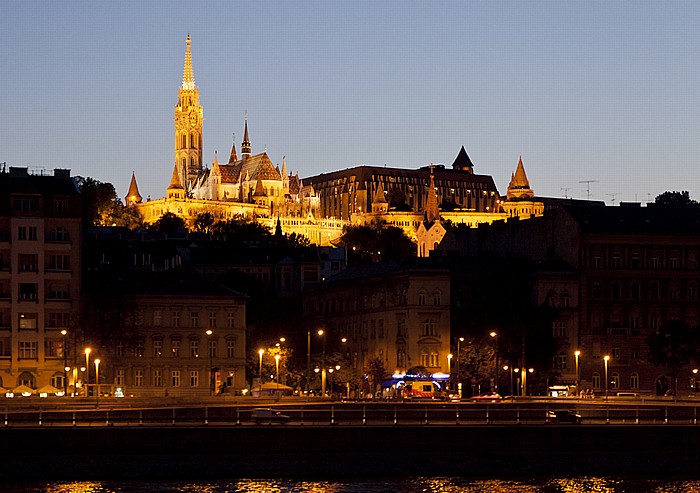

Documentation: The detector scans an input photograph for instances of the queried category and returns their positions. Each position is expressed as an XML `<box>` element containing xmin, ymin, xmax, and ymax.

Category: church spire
<box><xmin>228</xmin><ymin>133</ymin><xmax>238</xmax><ymax>163</ymax></box>
<box><xmin>182</xmin><ymin>33</ymin><xmax>196</xmax><ymax>90</ymax></box>
<box><xmin>424</xmin><ymin>165</ymin><xmax>440</xmax><ymax>222</ymax></box>
<box><xmin>241</xmin><ymin>116</ymin><xmax>251</xmax><ymax>158</ymax></box>
<box><xmin>506</xmin><ymin>155</ymin><xmax>534</xmax><ymax>200</ymax></box>
<box><xmin>125</xmin><ymin>172</ymin><xmax>143</xmax><ymax>206</ymax></box>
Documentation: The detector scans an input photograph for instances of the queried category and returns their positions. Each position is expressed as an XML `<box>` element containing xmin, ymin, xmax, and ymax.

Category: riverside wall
<box><xmin>1</xmin><ymin>425</ymin><xmax>700</xmax><ymax>480</ymax></box>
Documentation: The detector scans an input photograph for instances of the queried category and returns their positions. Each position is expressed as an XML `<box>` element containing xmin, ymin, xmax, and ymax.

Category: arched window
<box><xmin>433</xmin><ymin>290</ymin><xmax>441</xmax><ymax>306</ymax></box>
<box><xmin>50</xmin><ymin>372</ymin><xmax>64</xmax><ymax>390</ymax></box>
<box><xmin>420</xmin><ymin>351</ymin><xmax>429</xmax><ymax>367</ymax></box>
<box><xmin>592</xmin><ymin>372</ymin><xmax>601</xmax><ymax>389</ymax></box>
<box><xmin>611</xmin><ymin>282</ymin><xmax>621</xmax><ymax>299</ymax></box>
<box><xmin>18</xmin><ymin>371</ymin><xmax>35</xmax><ymax>388</ymax></box>
<box><xmin>418</xmin><ymin>291</ymin><xmax>426</xmax><ymax>305</ymax></box>
<box><xmin>650</xmin><ymin>282</ymin><xmax>660</xmax><ymax>300</ymax></box>
<box><xmin>181</xmin><ymin>134</ymin><xmax>186</xmax><ymax>148</ymax></box>
<box><xmin>631</xmin><ymin>281</ymin><xmax>641</xmax><ymax>300</ymax></box>
<box><xmin>191</xmin><ymin>133</ymin><xmax>196</xmax><ymax>149</ymax></box>
<box><xmin>630</xmin><ymin>372</ymin><xmax>639</xmax><ymax>389</ymax></box>
<box><xmin>611</xmin><ymin>372</ymin><xmax>620</xmax><ymax>389</ymax></box>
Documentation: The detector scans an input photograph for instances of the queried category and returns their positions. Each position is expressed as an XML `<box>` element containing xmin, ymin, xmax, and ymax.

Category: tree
<box><xmin>193</xmin><ymin>212</ymin><xmax>215</xmax><ymax>234</ymax></box>
<box><xmin>457</xmin><ymin>337</ymin><xmax>496</xmax><ymax>396</ymax></box>
<box><xmin>654</xmin><ymin>191</ymin><xmax>699</xmax><ymax>208</ymax></box>
<box><xmin>75</xmin><ymin>176</ymin><xmax>142</xmax><ymax>228</ymax></box>
<box><xmin>150</xmin><ymin>212</ymin><xmax>186</xmax><ymax>234</ymax></box>
<box><xmin>211</xmin><ymin>216</ymin><xmax>272</xmax><ymax>244</ymax></box>
<box><xmin>340</xmin><ymin>224</ymin><xmax>415</xmax><ymax>264</ymax></box>
<box><xmin>647</xmin><ymin>320</ymin><xmax>700</xmax><ymax>396</ymax></box>
<box><xmin>364</xmin><ymin>357</ymin><xmax>388</xmax><ymax>398</ymax></box>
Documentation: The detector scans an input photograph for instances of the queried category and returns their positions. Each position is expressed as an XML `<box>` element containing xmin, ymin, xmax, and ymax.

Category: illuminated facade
<box><xmin>128</xmin><ymin>36</ymin><xmax>543</xmax><ymax>246</ymax></box>
<box><xmin>0</xmin><ymin>167</ymin><xmax>82</xmax><ymax>393</ymax></box>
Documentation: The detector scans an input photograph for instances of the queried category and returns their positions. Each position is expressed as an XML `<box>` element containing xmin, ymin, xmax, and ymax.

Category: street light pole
<box><xmin>574</xmin><ymin>350</ymin><xmax>581</xmax><ymax>395</ymax></box>
<box><xmin>604</xmin><ymin>355</ymin><xmax>610</xmax><ymax>401</ymax></box>
<box><xmin>318</xmin><ymin>329</ymin><xmax>326</xmax><ymax>397</ymax></box>
<box><xmin>490</xmin><ymin>331</ymin><xmax>498</xmax><ymax>392</ymax></box>
<box><xmin>306</xmin><ymin>331</ymin><xmax>311</xmax><ymax>397</ymax></box>
<box><xmin>275</xmin><ymin>354</ymin><xmax>280</xmax><ymax>400</ymax></box>
<box><xmin>94</xmin><ymin>359</ymin><xmax>100</xmax><ymax>408</ymax></box>
<box><xmin>258</xmin><ymin>348</ymin><xmax>264</xmax><ymax>396</ymax></box>
<box><xmin>84</xmin><ymin>348</ymin><xmax>91</xmax><ymax>397</ymax></box>
<box><xmin>447</xmin><ymin>353</ymin><xmax>453</xmax><ymax>391</ymax></box>
<box><xmin>205</xmin><ymin>330</ymin><xmax>213</xmax><ymax>395</ymax></box>
<box><xmin>61</xmin><ymin>330</ymin><xmax>68</xmax><ymax>396</ymax></box>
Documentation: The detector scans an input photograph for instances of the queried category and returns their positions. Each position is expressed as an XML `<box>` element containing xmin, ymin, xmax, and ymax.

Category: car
<box><xmin>252</xmin><ymin>407</ymin><xmax>290</xmax><ymax>424</ymax></box>
<box><xmin>546</xmin><ymin>410</ymin><xmax>582</xmax><ymax>424</ymax></box>
<box><xmin>470</xmin><ymin>392</ymin><xmax>502</xmax><ymax>402</ymax></box>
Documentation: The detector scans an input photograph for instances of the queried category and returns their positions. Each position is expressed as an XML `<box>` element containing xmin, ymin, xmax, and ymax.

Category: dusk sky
<box><xmin>2</xmin><ymin>2</ymin><xmax>699</xmax><ymax>205</ymax></box>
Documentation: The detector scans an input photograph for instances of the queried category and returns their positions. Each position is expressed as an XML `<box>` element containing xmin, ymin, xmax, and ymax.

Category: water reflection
<box><xmin>14</xmin><ymin>478</ymin><xmax>700</xmax><ymax>493</ymax></box>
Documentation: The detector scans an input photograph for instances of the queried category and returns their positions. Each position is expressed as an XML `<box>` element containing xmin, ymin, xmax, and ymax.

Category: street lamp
<box><xmin>574</xmin><ymin>350</ymin><xmax>581</xmax><ymax>395</ymax></box>
<box><xmin>258</xmin><ymin>349</ymin><xmax>264</xmax><ymax>396</ymax></box>
<box><xmin>489</xmin><ymin>331</ymin><xmax>498</xmax><ymax>392</ymax></box>
<box><xmin>205</xmin><ymin>330</ymin><xmax>213</xmax><ymax>395</ymax></box>
<box><xmin>447</xmin><ymin>353</ymin><xmax>453</xmax><ymax>390</ymax></box>
<box><xmin>456</xmin><ymin>337</ymin><xmax>464</xmax><ymax>397</ymax></box>
<box><xmin>604</xmin><ymin>355</ymin><xmax>610</xmax><ymax>400</ymax></box>
<box><xmin>84</xmin><ymin>348</ymin><xmax>91</xmax><ymax>397</ymax></box>
<box><xmin>94</xmin><ymin>359</ymin><xmax>100</xmax><ymax>407</ymax></box>
<box><xmin>275</xmin><ymin>354</ymin><xmax>281</xmax><ymax>400</ymax></box>
<box><xmin>60</xmin><ymin>330</ymin><xmax>68</xmax><ymax>396</ymax></box>
<box><xmin>503</xmin><ymin>365</ymin><xmax>511</xmax><ymax>397</ymax></box>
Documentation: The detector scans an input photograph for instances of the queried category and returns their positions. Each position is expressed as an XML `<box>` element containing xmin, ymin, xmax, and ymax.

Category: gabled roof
<box><xmin>241</xmin><ymin>153</ymin><xmax>281</xmax><ymax>181</ymax></box>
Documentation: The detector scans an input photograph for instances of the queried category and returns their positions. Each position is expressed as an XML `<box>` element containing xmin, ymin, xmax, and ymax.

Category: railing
<box><xmin>3</xmin><ymin>402</ymin><xmax>700</xmax><ymax>428</ymax></box>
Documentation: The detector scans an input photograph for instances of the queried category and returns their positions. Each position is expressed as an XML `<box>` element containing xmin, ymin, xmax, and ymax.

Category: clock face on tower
<box><xmin>189</xmin><ymin>113</ymin><xmax>198</xmax><ymax>126</ymax></box>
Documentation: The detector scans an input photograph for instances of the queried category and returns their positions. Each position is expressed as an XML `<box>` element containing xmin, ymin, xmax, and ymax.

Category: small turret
<box><xmin>125</xmin><ymin>172</ymin><xmax>143</xmax><ymax>206</ymax></box>
<box><xmin>241</xmin><ymin>118</ymin><xmax>251</xmax><ymax>159</ymax></box>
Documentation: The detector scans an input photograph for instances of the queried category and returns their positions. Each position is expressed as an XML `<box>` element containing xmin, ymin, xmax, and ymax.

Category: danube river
<box><xmin>6</xmin><ymin>478</ymin><xmax>700</xmax><ymax>492</ymax></box>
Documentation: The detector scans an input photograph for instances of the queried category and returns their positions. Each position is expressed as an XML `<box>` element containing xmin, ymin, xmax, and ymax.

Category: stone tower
<box><xmin>174</xmin><ymin>34</ymin><xmax>203</xmax><ymax>191</ymax></box>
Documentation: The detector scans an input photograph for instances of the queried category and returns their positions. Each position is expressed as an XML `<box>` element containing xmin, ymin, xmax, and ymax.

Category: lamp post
<box><xmin>318</xmin><ymin>329</ymin><xmax>326</xmax><ymax>397</ymax></box>
<box><xmin>60</xmin><ymin>330</ymin><xmax>68</xmax><ymax>396</ymax></box>
<box><xmin>604</xmin><ymin>355</ymin><xmax>610</xmax><ymax>400</ymax></box>
<box><xmin>574</xmin><ymin>350</ymin><xmax>581</xmax><ymax>395</ymax></box>
<box><xmin>514</xmin><ymin>368</ymin><xmax>520</xmax><ymax>397</ymax></box>
<box><xmin>258</xmin><ymin>349</ymin><xmax>264</xmax><ymax>396</ymax></box>
<box><xmin>94</xmin><ymin>359</ymin><xmax>100</xmax><ymax>407</ymax></box>
<box><xmin>456</xmin><ymin>337</ymin><xmax>464</xmax><ymax>395</ymax></box>
<box><xmin>84</xmin><ymin>348</ymin><xmax>91</xmax><ymax>397</ymax></box>
<box><xmin>447</xmin><ymin>353</ymin><xmax>453</xmax><ymax>391</ymax></box>
<box><xmin>306</xmin><ymin>331</ymin><xmax>311</xmax><ymax>397</ymax></box>
<box><xmin>205</xmin><ymin>330</ymin><xmax>213</xmax><ymax>395</ymax></box>
<box><xmin>503</xmin><ymin>365</ymin><xmax>511</xmax><ymax>397</ymax></box>
<box><xmin>489</xmin><ymin>331</ymin><xmax>498</xmax><ymax>392</ymax></box>
<box><xmin>275</xmin><ymin>354</ymin><xmax>280</xmax><ymax>400</ymax></box>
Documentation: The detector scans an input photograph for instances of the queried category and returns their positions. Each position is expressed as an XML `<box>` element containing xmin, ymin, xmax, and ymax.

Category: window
<box><xmin>48</xmin><ymin>254</ymin><xmax>70</xmax><ymax>271</ymax></box>
<box><xmin>429</xmin><ymin>351</ymin><xmax>439</xmax><ymax>367</ymax></box>
<box><xmin>171</xmin><ymin>370</ymin><xmax>181</xmax><ymax>387</ymax></box>
<box><xmin>51</xmin><ymin>373</ymin><xmax>64</xmax><ymax>389</ymax></box>
<box><xmin>53</xmin><ymin>199</ymin><xmax>67</xmax><ymax>213</ymax></box>
<box><xmin>14</xmin><ymin>198</ymin><xmax>37</xmax><ymax>211</ymax></box>
<box><xmin>18</xmin><ymin>341</ymin><xmax>38</xmax><ymax>360</ymax></box>
<box><xmin>172</xmin><ymin>339</ymin><xmax>181</xmax><ymax>357</ymax></box>
<box><xmin>592</xmin><ymin>256</ymin><xmax>602</xmax><ymax>269</ymax></box>
<box><xmin>421</xmin><ymin>318</ymin><xmax>437</xmax><ymax>337</ymax></box>
<box><xmin>190</xmin><ymin>370</ymin><xmax>199</xmax><ymax>387</ymax></box>
<box><xmin>612</xmin><ymin>347</ymin><xmax>621</xmax><ymax>358</ymax></box>
<box><xmin>420</xmin><ymin>351</ymin><xmax>429</xmax><ymax>367</ymax></box>
<box><xmin>153</xmin><ymin>370</ymin><xmax>162</xmax><ymax>387</ymax></box>
<box><xmin>631</xmin><ymin>282</ymin><xmax>641</xmax><ymax>300</ymax></box>
<box><xmin>552</xmin><ymin>321</ymin><xmax>567</xmax><ymax>338</ymax></box>
<box><xmin>227</xmin><ymin>340</ymin><xmax>235</xmax><ymax>358</ymax></box>
<box><xmin>18</xmin><ymin>227</ymin><xmax>26</xmax><ymax>240</ymax></box>
<box><xmin>592</xmin><ymin>372</ymin><xmax>601</xmax><ymax>389</ymax></box>
<box><xmin>553</xmin><ymin>354</ymin><xmax>567</xmax><ymax>369</ymax></box>
<box><xmin>227</xmin><ymin>312</ymin><xmax>236</xmax><ymax>329</ymax></box>
<box><xmin>630</xmin><ymin>256</ymin><xmax>640</xmax><ymax>268</ymax></box>
<box><xmin>650</xmin><ymin>257</ymin><xmax>659</xmax><ymax>269</ymax></box>
<box><xmin>18</xmin><ymin>313</ymin><xmax>37</xmax><ymax>330</ymax></box>
<box><xmin>611</xmin><ymin>256</ymin><xmax>621</xmax><ymax>268</ymax></box>
<box><xmin>48</xmin><ymin>284</ymin><xmax>69</xmax><ymax>299</ymax></box>
<box><xmin>689</xmin><ymin>284</ymin><xmax>698</xmax><ymax>301</ymax></box>
<box><xmin>208</xmin><ymin>339</ymin><xmax>217</xmax><ymax>358</ymax></box>
<box><xmin>208</xmin><ymin>311</ymin><xmax>216</xmax><ymax>328</ymax></box>
<box><xmin>172</xmin><ymin>311</ymin><xmax>180</xmax><ymax>328</ymax></box>
<box><xmin>611</xmin><ymin>372</ymin><xmax>620</xmax><ymax>390</ymax></box>
<box><xmin>153</xmin><ymin>310</ymin><xmax>162</xmax><ymax>326</ymax></box>
<box><xmin>592</xmin><ymin>282</ymin><xmax>602</xmax><ymax>299</ymax></box>
<box><xmin>19</xmin><ymin>283</ymin><xmax>37</xmax><ymax>301</ymax></box>
<box><xmin>611</xmin><ymin>282</ymin><xmax>621</xmax><ymax>299</ymax></box>
<box><xmin>650</xmin><ymin>282</ymin><xmax>660</xmax><ymax>300</ymax></box>
<box><xmin>45</xmin><ymin>339</ymin><xmax>64</xmax><ymax>358</ymax></box>
<box><xmin>397</xmin><ymin>317</ymin><xmax>407</xmax><ymax>337</ymax></box>
<box><xmin>18</xmin><ymin>254</ymin><xmax>38</xmax><ymax>272</ymax></box>
<box><xmin>190</xmin><ymin>311</ymin><xmax>199</xmax><ymax>328</ymax></box>
<box><xmin>630</xmin><ymin>372</ymin><xmax>639</xmax><ymax>389</ymax></box>
<box><xmin>116</xmin><ymin>370</ymin><xmax>125</xmax><ymax>386</ymax></box>
<box><xmin>433</xmin><ymin>291</ymin><xmax>441</xmax><ymax>305</ymax></box>
<box><xmin>47</xmin><ymin>227</ymin><xmax>69</xmax><ymax>241</ymax></box>
<box><xmin>116</xmin><ymin>340</ymin><xmax>123</xmax><ymax>357</ymax></box>
<box><xmin>190</xmin><ymin>339</ymin><xmax>199</xmax><ymax>358</ymax></box>
<box><xmin>560</xmin><ymin>293</ymin><xmax>570</xmax><ymax>308</ymax></box>
<box><xmin>153</xmin><ymin>339</ymin><xmax>163</xmax><ymax>357</ymax></box>
<box><xmin>134</xmin><ymin>370</ymin><xmax>144</xmax><ymax>387</ymax></box>
<box><xmin>418</xmin><ymin>291</ymin><xmax>426</xmax><ymax>305</ymax></box>
<box><xmin>669</xmin><ymin>257</ymin><xmax>678</xmax><ymax>270</ymax></box>
<box><xmin>47</xmin><ymin>312</ymin><xmax>69</xmax><ymax>328</ymax></box>
<box><xmin>135</xmin><ymin>339</ymin><xmax>144</xmax><ymax>358</ymax></box>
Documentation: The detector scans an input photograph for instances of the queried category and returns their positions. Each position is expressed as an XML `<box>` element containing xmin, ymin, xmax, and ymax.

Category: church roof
<box><xmin>373</xmin><ymin>181</ymin><xmax>387</xmax><ymax>203</ymax></box>
<box><xmin>126</xmin><ymin>172</ymin><xmax>142</xmax><ymax>203</ymax></box>
<box><xmin>241</xmin><ymin>152</ymin><xmax>281</xmax><ymax>181</ymax></box>
<box><xmin>452</xmin><ymin>146</ymin><xmax>475</xmax><ymax>170</ymax></box>
<box><xmin>218</xmin><ymin>164</ymin><xmax>242</xmax><ymax>184</ymax></box>
<box><xmin>288</xmin><ymin>174</ymin><xmax>301</xmax><ymax>195</ymax></box>
<box><xmin>168</xmin><ymin>165</ymin><xmax>184</xmax><ymax>190</ymax></box>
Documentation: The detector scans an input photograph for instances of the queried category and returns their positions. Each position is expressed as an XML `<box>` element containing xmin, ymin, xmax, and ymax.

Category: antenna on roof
<box><xmin>579</xmin><ymin>180</ymin><xmax>599</xmax><ymax>201</ymax></box>
<box><xmin>606</xmin><ymin>193</ymin><xmax>620</xmax><ymax>205</ymax></box>
<box><xmin>561</xmin><ymin>187</ymin><xmax>571</xmax><ymax>199</ymax></box>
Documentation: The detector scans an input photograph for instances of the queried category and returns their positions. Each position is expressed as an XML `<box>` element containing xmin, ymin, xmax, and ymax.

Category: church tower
<box><xmin>174</xmin><ymin>34</ymin><xmax>203</xmax><ymax>191</ymax></box>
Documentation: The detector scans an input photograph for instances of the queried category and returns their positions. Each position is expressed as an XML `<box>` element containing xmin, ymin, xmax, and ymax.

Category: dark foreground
<box><xmin>1</xmin><ymin>424</ymin><xmax>699</xmax><ymax>480</ymax></box>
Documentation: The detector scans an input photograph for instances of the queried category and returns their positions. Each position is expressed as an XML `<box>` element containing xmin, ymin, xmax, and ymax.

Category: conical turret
<box><xmin>506</xmin><ymin>156</ymin><xmax>534</xmax><ymax>200</ymax></box>
<box><xmin>125</xmin><ymin>172</ymin><xmax>142</xmax><ymax>206</ymax></box>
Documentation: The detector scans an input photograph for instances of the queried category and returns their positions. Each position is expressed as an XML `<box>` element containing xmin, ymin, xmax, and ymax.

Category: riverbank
<box><xmin>1</xmin><ymin>424</ymin><xmax>699</xmax><ymax>480</ymax></box>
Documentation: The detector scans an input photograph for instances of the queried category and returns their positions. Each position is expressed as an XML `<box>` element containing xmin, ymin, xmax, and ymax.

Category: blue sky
<box><xmin>2</xmin><ymin>2</ymin><xmax>699</xmax><ymax>204</ymax></box>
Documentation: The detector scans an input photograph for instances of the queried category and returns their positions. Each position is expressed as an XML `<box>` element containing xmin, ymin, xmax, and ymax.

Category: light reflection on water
<box><xmin>9</xmin><ymin>478</ymin><xmax>700</xmax><ymax>493</ymax></box>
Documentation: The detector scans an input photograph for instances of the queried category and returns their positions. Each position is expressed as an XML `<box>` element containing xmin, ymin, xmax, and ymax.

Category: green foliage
<box><xmin>457</xmin><ymin>337</ymin><xmax>496</xmax><ymax>394</ymax></box>
<box><xmin>193</xmin><ymin>212</ymin><xmax>215</xmax><ymax>234</ymax></box>
<box><xmin>75</xmin><ymin>176</ymin><xmax>142</xmax><ymax>228</ymax></box>
<box><xmin>340</xmin><ymin>224</ymin><xmax>415</xmax><ymax>263</ymax></box>
<box><xmin>286</xmin><ymin>232</ymin><xmax>311</xmax><ymax>248</ymax></box>
<box><xmin>654</xmin><ymin>191</ymin><xmax>699</xmax><ymax>207</ymax></box>
<box><xmin>365</xmin><ymin>357</ymin><xmax>388</xmax><ymax>389</ymax></box>
<box><xmin>211</xmin><ymin>216</ymin><xmax>272</xmax><ymax>244</ymax></box>
<box><xmin>647</xmin><ymin>320</ymin><xmax>700</xmax><ymax>395</ymax></box>
<box><xmin>150</xmin><ymin>212</ymin><xmax>186</xmax><ymax>234</ymax></box>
